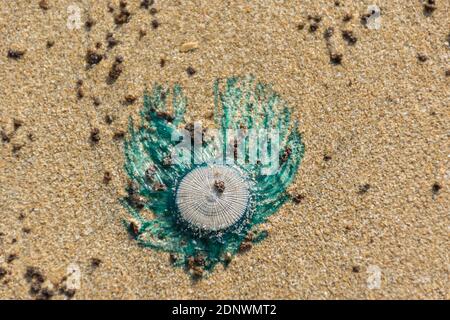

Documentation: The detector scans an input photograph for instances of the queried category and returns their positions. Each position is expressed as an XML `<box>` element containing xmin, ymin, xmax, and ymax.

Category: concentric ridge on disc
<box><xmin>175</xmin><ymin>165</ymin><xmax>250</xmax><ymax>231</ymax></box>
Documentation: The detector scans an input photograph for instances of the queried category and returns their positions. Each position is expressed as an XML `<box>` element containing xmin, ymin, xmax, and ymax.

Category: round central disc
<box><xmin>176</xmin><ymin>165</ymin><xmax>250</xmax><ymax>231</ymax></box>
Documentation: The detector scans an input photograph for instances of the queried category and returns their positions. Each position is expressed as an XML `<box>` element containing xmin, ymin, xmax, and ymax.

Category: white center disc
<box><xmin>176</xmin><ymin>165</ymin><xmax>250</xmax><ymax>231</ymax></box>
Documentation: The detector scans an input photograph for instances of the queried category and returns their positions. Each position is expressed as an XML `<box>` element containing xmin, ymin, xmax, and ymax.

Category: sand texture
<box><xmin>0</xmin><ymin>0</ymin><xmax>449</xmax><ymax>299</ymax></box>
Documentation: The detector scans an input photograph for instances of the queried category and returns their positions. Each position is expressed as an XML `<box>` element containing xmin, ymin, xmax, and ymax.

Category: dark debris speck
<box><xmin>46</xmin><ymin>40</ymin><xmax>55</xmax><ymax>48</ymax></box>
<box><xmin>186</xmin><ymin>66</ymin><xmax>196</xmax><ymax>76</ymax></box>
<box><xmin>7</xmin><ymin>254</ymin><xmax>18</xmax><ymax>263</ymax></box>
<box><xmin>0</xmin><ymin>267</ymin><xmax>7</xmax><ymax>279</ymax></box>
<box><xmin>103</xmin><ymin>171</ymin><xmax>112</xmax><ymax>184</ymax></box>
<box><xmin>342</xmin><ymin>30</ymin><xmax>357</xmax><ymax>45</ymax></box>
<box><xmin>25</xmin><ymin>266</ymin><xmax>45</xmax><ymax>284</ymax></box>
<box><xmin>343</xmin><ymin>13</ymin><xmax>353</xmax><ymax>22</ymax></box>
<box><xmin>90</xmin><ymin>128</ymin><xmax>100</xmax><ymax>144</ymax></box>
<box><xmin>140</xmin><ymin>0</ymin><xmax>154</xmax><ymax>9</ymax></box>
<box><xmin>124</xmin><ymin>94</ymin><xmax>137</xmax><ymax>105</ymax></box>
<box><xmin>85</xmin><ymin>49</ymin><xmax>103</xmax><ymax>67</ymax></box>
<box><xmin>324</xmin><ymin>27</ymin><xmax>334</xmax><ymax>39</ymax></box>
<box><xmin>417</xmin><ymin>53</ymin><xmax>428</xmax><ymax>62</ymax></box>
<box><xmin>151</xmin><ymin>19</ymin><xmax>160</xmax><ymax>29</ymax></box>
<box><xmin>330</xmin><ymin>52</ymin><xmax>343</xmax><ymax>65</ymax></box>
<box><xmin>114</xmin><ymin>1</ymin><xmax>131</xmax><ymax>26</ymax></box>
<box><xmin>214</xmin><ymin>180</ymin><xmax>225</xmax><ymax>193</ymax></box>
<box><xmin>7</xmin><ymin>49</ymin><xmax>25</xmax><ymax>60</ymax></box>
<box><xmin>291</xmin><ymin>193</ymin><xmax>305</xmax><ymax>204</ymax></box>
<box><xmin>423</xmin><ymin>0</ymin><xmax>437</xmax><ymax>16</ymax></box>
<box><xmin>85</xmin><ymin>16</ymin><xmax>96</xmax><ymax>31</ymax></box>
<box><xmin>38</xmin><ymin>0</ymin><xmax>49</xmax><ymax>10</ymax></box>
<box><xmin>358</xmin><ymin>184</ymin><xmax>371</xmax><ymax>194</ymax></box>
<box><xmin>13</xmin><ymin>119</ymin><xmax>23</xmax><ymax>131</ymax></box>
<box><xmin>93</xmin><ymin>96</ymin><xmax>101</xmax><ymax>106</ymax></box>
<box><xmin>432</xmin><ymin>182</ymin><xmax>442</xmax><ymax>195</ymax></box>
<box><xmin>107</xmin><ymin>57</ymin><xmax>124</xmax><ymax>84</ymax></box>
<box><xmin>238</xmin><ymin>241</ymin><xmax>252</xmax><ymax>253</ymax></box>
<box><xmin>1</xmin><ymin>130</ymin><xmax>10</xmax><ymax>143</ymax></box>
<box><xmin>106</xmin><ymin>33</ymin><xmax>119</xmax><ymax>49</ymax></box>
<box><xmin>104</xmin><ymin>114</ymin><xmax>113</xmax><ymax>124</ymax></box>
<box><xmin>113</xmin><ymin>130</ymin><xmax>126</xmax><ymax>140</ymax></box>
<box><xmin>91</xmin><ymin>258</ymin><xmax>102</xmax><ymax>268</ymax></box>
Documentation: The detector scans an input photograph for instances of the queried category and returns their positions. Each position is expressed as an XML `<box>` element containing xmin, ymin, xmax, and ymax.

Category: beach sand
<box><xmin>0</xmin><ymin>0</ymin><xmax>448</xmax><ymax>299</ymax></box>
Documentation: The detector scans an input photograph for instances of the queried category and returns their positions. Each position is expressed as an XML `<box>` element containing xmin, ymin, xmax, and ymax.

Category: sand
<box><xmin>0</xmin><ymin>0</ymin><xmax>448</xmax><ymax>299</ymax></box>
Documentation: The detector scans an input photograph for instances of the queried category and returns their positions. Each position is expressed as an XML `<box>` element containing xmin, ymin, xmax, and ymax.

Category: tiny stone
<box><xmin>343</xmin><ymin>13</ymin><xmax>353</xmax><ymax>22</ymax></box>
<box><xmin>7</xmin><ymin>254</ymin><xmax>18</xmax><ymax>263</ymax></box>
<box><xmin>214</xmin><ymin>180</ymin><xmax>225</xmax><ymax>193</ymax></box>
<box><xmin>85</xmin><ymin>17</ymin><xmax>95</xmax><ymax>31</ymax></box>
<box><xmin>76</xmin><ymin>87</ymin><xmax>84</xmax><ymax>99</ymax></box>
<box><xmin>93</xmin><ymin>96</ymin><xmax>101</xmax><ymax>106</ymax></box>
<box><xmin>154</xmin><ymin>182</ymin><xmax>166</xmax><ymax>191</ymax></box>
<box><xmin>1</xmin><ymin>131</ymin><xmax>10</xmax><ymax>143</ymax></box>
<box><xmin>38</xmin><ymin>287</ymin><xmax>54</xmax><ymax>300</ymax></box>
<box><xmin>0</xmin><ymin>267</ymin><xmax>6</xmax><ymax>279</ymax></box>
<box><xmin>90</xmin><ymin>128</ymin><xmax>100</xmax><ymax>144</ymax></box>
<box><xmin>103</xmin><ymin>171</ymin><xmax>112</xmax><ymax>184</ymax></box>
<box><xmin>106</xmin><ymin>33</ymin><xmax>119</xmax><ymax>49</ymax></box>
<box><xmin>309</xmin><ymin>23</ymin><xmax>318</xmax><ymax>33</ymax></box>
<box><xmin>140</xmin><ymin>0</ymin><xmax>154</xmax><ymax>9</ymax></box>
<box><xmin>64</xmin><ymin>289</ymin><xmax>76</xmax><ymax>298</ymax></box>
<box><xmin>417</xmin><ymin>53</ymin><xmax>428</xmax><ymax>62</ymax></box>
<box><xmin>113</xmin><ymin>131</ymin><xmax>125</xmax><ymax>140</ymax></box>
<box><xmin>129</xmin><ymin>221</ymin><xmax>140</xmax><ymax>235</ymax></box>
<box><xmin>324</xmin><ymin>27</ymin><xmax>334</xmax><ymax>39</ymax></box>
<box><xmin>432</xmin><ymin>183</ymin><xmax>441</xmax><ymax>194</ymax></box>
<box><xmin>223</xmin><ymin>252</ymin><xmax>232</xmax><ymax>264</ymax></box>
<box><xmin>30</xmin><ymin>282</ymin><xmax>41</xmax><ymax>295</ymax></box>
<box><xmin>114</xmin><ymin>5</ymin><xmax>131</xmax><ymax>26</ymax></box>
<box><xmin>292</xmin><ymin>193</ymin><xmax>304</xmax><ymax>204</ymax></box>
<box><xmin>139</xmin><ymin>28</ymin><xmax>147</xmax><ymax>39</ymax></box>
<box><xmin>342</xmin><ymin>30</ymin><xmax>357</xmax><ymax>45</ymax></box>
<box><xmin>423</xmin><ymin>0</ymin><xmax>436</xmax><ymax>16</ymax></box>
<box><xmin>85</xmin><ymin>49</ymin><xmax>103</xmax><ymax>67</ymax></box>
<box><xmin>7</xmin><ymin>49</ymin><xmax>25</xmax><ymax>60</ymax></box>
<box><xmin>13</xmin><ymin>119</ymin><xmax>23</xmax><ymax>131</ymax></box>
<box><xmin>358</xmin><ymin>184</ymin><xmax>371</xmax><ymax>194</ymax></box>
<box><xmin>151</xmin><ymin>19</ymin><xmax>160</xmax><ymax>29</ymax></box>
<box><xmin>22</xmin><ymin>227</ymin><xmax>31</xmax><ymax>234</ymax></box>
<box><xmin>124</xmin><ymin>94</ymin><xmax>137</xmax><ymax>104</ymax></box>
<box><xmin>239</xmin><ymin>241</ymin><xmax>252</xmax><ymax>253</ymax></box>
<box><xmin>107</xmin><ymin>58</ymin><xmax>123</xmax><ymax>84</ymax></box>
<box><xmin>186</xmin><ymin>66</ymin><xmax>196</xmax><ymax>76</ymax></box>
<box><xmin>104</xmin><ymin>114</ymin><xmax>113</xmax><ymax>124</ymax></box>
<box><xmin>38</xmin><ymin>0</ymin><xmax>49</xmax><ymax>10</ymax></box>
<box><xmin>330</xmin><ymin>52</ymin><xmax>343</xmax><ymax>65</ymax></box>
<box><xmin>91</xmin><ymin>258</ymin><xmax>102</xmax><ymax>268</ymax></box>
<box><xmin>191</xmin><ymin>266</ymin><xmax>203</xmax><ymax>277</ymax></box>
<box><xmin>169</xmin><ymin>253</ymin><xmax>177</xmax><ymax>264</ymax></box>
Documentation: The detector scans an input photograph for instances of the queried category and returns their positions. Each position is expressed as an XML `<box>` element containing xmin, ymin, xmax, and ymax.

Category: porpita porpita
<box><xmin>122</xmin><ymin>76</ymin><xmax>305</xmax><ymax>276</ymax></box>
